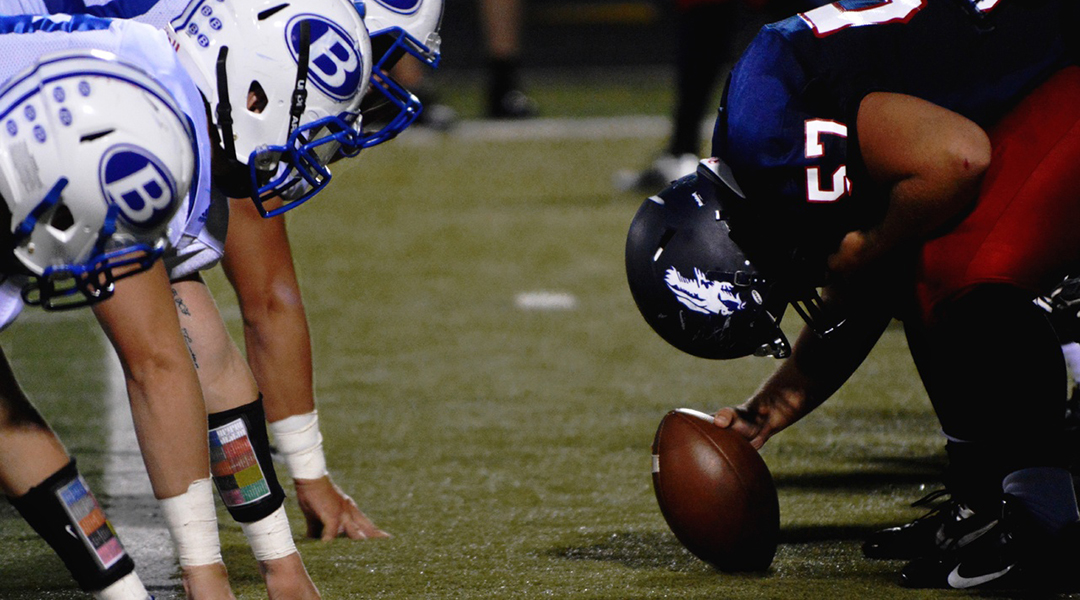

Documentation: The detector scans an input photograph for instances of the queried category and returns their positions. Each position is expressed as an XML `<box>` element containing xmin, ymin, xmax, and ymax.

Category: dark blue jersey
<box><xmin>713</xmin><ymin>0</ymin><xmax>1076</xmax><ymax>257</ymax></box>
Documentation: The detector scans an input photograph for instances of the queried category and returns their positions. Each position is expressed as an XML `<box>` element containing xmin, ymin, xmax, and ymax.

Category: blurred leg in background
<box><xmin>615</xmin><ymin>0</ymin><xmax>738</xmax><ymax>192</ymax></box>
<box><xmin>481</xmin><ymin>0</ymin><xmax>539</xmax><ymax>119</ymax></box>
<box><xmin>394</xmin><ymin>56</ymin><xmax>459</xmax><ymax>130</ymax></box>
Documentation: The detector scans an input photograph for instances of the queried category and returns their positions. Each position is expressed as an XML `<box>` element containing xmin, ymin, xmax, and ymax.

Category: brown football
<box><xmin>651</xmin><ymin>408</ymin><xmax>780</xmax><ymax>571</ymax></box>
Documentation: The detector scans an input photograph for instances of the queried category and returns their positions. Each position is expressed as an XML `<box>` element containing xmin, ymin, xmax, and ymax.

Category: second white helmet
<box><xmin>168</xmin><ymin>0</ymin><xmax>373</xmax><ymax>214</ymax></box>
<box><xmin>359</xmin><ymin>0</ymin><xmax>443</xmax><ymax>148</ymax></box>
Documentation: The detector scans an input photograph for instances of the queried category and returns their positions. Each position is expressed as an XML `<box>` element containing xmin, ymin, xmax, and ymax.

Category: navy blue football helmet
<box><xmin>626</xmin><ymin>159</ymin><xmax>794</xmax><ymax>359</ymax></box>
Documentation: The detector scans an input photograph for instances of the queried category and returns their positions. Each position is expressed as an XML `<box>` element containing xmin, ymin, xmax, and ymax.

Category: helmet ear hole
<box><xmin>247</xmin><ymin>81</ymin><xmax>268</xmax><ymax>114</ymax></box>
<box><xmin>49</xmin><ymin>204</ymin><xmax>75</xmax><ymax>233</ymax></box>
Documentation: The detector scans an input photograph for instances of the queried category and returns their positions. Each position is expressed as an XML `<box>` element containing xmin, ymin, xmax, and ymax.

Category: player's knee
<box><xmin>207</xmin><ymin>396</ymin><xmax>286</xmax><ymax>523</ymax></box>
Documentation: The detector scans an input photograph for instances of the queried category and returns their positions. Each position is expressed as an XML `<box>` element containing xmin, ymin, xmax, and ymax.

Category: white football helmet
<box><xmin>0</xmin><ymin>50</ymin><xmax>196</xmax><ymax>310</ymax></box>
<box><xmin>359</xmin><ymin>0</ymin><xmax>444</xmax><ymax>147</ymax></box>
<box><xmin>168</xmin><ymin>0</ymin><xmax>373</xmax><ymax>215</ymax></box>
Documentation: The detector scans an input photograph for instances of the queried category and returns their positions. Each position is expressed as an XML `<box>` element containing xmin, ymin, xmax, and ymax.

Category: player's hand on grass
<box><xmin>294</xmin><ymin>476</ymin><xmax>390</xmax><ymax>541</ymax></box>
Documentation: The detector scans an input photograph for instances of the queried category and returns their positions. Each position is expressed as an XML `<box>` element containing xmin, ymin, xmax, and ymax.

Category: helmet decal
<box><xmin>372</xmin><ymin>0</ymin><xmax>423</xmax><ymax>15</ymax></box>
<box><xmin>664</xmin><ymin>267</ymin><xmax>747</xmax><ymax>317</ymax></box>
<box><xmin>287</xmin><ymin>16</ymin><xmax>364</xmax><ymax>101</ymax></box>
<box><xmin>99</xmin><ymin>144</ymin><xmax>177</xmax><ymax>229</ymax></box>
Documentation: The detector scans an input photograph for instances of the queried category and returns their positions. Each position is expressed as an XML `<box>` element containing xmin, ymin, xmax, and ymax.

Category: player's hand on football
<box><xmin>294</xmin><ymin>476</ymin><xmax>390</xmax><ymax>541</ymax></box>
<box><xmin>713</xmin><ymin>405</ymin><xmax>769</xmax><ymax>449</ymax></box>
<box><xmin>714</xmin><ymin>397</ymin><xmax>799</xmax><ymax>450</ymax></box>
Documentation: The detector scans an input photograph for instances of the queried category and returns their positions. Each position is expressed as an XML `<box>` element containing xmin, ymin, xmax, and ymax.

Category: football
<box><xmin>651</xmin><ymin>408</ymin><xmax>780</xmax><ymax>571</ymax></box>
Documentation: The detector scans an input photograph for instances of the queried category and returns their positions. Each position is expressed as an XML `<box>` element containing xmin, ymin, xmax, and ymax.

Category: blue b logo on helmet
<box><xmin>287</xmin><ymin>16</ymin><xmax>364</xmax><ymax>101</ymax></box>
<box><xmin>99</xmin><ymin>144</ymin><xmax>177</xmax><ymax>229</ymax></box>
<box><xmin>372</xmin><ymin>0</ymin><xmax>422</xmax><ymax>15</ymax></box>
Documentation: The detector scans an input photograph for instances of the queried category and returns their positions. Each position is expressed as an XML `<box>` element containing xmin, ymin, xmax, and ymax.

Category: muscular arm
<box><xmin>222</xmin><ymin>196</ymin><xmax>388</xmax><ymax>541</ymax></box>
<box><xmin>92</xmin><ymin>262</ymin><xmax>209</xmax><ymax>500</ymax></box>
<box><xmin>221</xmin><ymin>197</ymin><xmax>314</xmax><ymax>422</ymax></box>
<box><xmin>828</xmin><ymin>92</ymin><xmax>991</xmax><ymax>274</ymax></box>
<box><xmin>715</xmin><ymin>283</ymin><xmax>894</xmax><ymax>448</ymax></box>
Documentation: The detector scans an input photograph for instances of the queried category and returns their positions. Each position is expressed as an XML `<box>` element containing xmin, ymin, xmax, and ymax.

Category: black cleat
<box><xmin>863</xmin><ymin>489</ymin><xmax>997</xmax><ymax>560</ymax></box>
<box><xmin>488</xmin><ymin>89</ymin><xmax>538</xmax><ymax>120</ymax></box>
<box><xmin>613</xmin><ymin>153</ymin><xmax>699</xmax><ymax>194</ymax></box>
<box><xmin>899</xmin><ymin>556</ymin><xmax>955</xmax><ymax>589</ymax></box>
<box><xmin>900</xmin><ymin>495</ymin><xmax>1079</xmax><ymax>591</ymax></box>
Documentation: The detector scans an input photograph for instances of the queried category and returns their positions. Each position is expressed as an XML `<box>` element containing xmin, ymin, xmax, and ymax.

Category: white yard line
<box><xmin>515</xmin><ymin>291</ymin><xmax>578</xmax><ymax>310</ymax></box>
<box><xmin>87</xmin><ymin>114</ymin><xmax>672</xmax><ymax>598</ymax></box>
<box><xmin>396</xmin><ymin>115</ymin><xmax>677</xmax><ymax>145</ymax></box>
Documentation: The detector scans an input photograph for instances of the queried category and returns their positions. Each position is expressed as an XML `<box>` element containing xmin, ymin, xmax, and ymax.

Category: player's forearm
<box><xmin>221</xmin><ymin>197</ymin><xmax>316</xmax><ymax>421</ymax></box>
<box><xmin>243</xmin><ymin>304</ymin><xmax>316</xmax><ymax>421</ymax></box>
<box><xmin>120</xmin><ymin>355</ymin><xmax>210</xmax><ymax>499</ymax></box>
<box><xmin>754</xmin><ymin>287</ymin><xmax>892</xmax><ymax>421</ymax></box>
<box><xmin>93</xmin><ymin>266</ymin><xmax>210</xmax><ymax>499</ymax></box>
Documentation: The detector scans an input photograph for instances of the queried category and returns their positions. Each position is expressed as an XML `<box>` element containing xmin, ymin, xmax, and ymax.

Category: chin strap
<box><xmin>287</xmin><ymin>19</ymin><xmax>311</xmax><ymax>142</ymax></box>
<box><xmin>214</xmin><ymin>46</ymin><xmax>237</xmax><ymax>164</ymax></box>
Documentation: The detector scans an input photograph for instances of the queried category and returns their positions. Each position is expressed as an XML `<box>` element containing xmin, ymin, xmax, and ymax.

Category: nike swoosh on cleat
<box><xmin>947</xmin><ymin>563</ymin><xmax>1013</xmax><ymax>589</ymax></box>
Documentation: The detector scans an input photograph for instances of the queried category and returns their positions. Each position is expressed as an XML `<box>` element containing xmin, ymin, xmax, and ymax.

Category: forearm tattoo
<box><xmin>172</xmin><ymin>288</ymin><xmax>199</xmax><ymax>369</ymax></box>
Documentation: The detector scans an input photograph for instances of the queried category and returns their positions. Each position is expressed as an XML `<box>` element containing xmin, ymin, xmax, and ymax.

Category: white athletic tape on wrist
<box><xmin>92</xmin><ymin>572</ymin><xmax>149</xmax><ymax>600</ymax></box>
<box><xmin>269</xmin><ymin>411</ymin><xmax>329</xmax><ymax>480</ymax></box>
<box><xmin>159</xmin><ymin>479</ymin><xmax>223</xmax><ymax>567</ymax></box>
<box><xmin>240</xmin><ymin>504</ymin><xmax>296</xmax><ymax>561</ymax></box>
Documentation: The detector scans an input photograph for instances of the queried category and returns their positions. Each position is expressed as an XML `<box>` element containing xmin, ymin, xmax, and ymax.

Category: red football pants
<box><xmin>915</xmin><ymin>66</ymin><xmax>1080</xmax><ymax>322</ymax></box>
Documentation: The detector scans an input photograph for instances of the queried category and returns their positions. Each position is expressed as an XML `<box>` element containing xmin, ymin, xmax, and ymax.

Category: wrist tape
<box><xmin>93</xmin><ymin>571</ymin><xmax>150</xmax><ymax>600</ymax></box>
<box><xmin>208</xmin><ymin>395</ymin><xmax>286</xmax><ymax>523</ymax></box>
<box><xmin>268</xmin><ymin>410</ymin><xmax>328</xmax><ymax>480</ymax></box>
<box><xmin>159</xmin><ymin>478</ymin><xmax>222</xmax><ymax>567</ymax></box>
<box><xmin>8</xmin><ymin>459</ymin><xmax>136</xmax><ymax>592</ymax></box>
<box><xmin>240</xmin><ymin>504</ymin><xmax>297</xmax><ymax>561</ymax></box>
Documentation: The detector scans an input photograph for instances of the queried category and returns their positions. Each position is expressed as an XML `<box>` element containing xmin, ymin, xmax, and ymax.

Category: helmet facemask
<box><xmin>13</xmin><ymin>171</ymin><xmax>174</xmax><ymax>310</ymax></box>
<box><xmin>169</xmin><ymin>0</ymin><xmax>372</xmax><ymax>216</ymax></box>
<box><xmin>18</xmin><ymin>200</ymin><xmax>167</xmax><ymax>310</ymax></box>
<box><xmin>356</xmin><ymin>0</ymin><xmax>444</xmax><ymax>148</ymax></box>
<box><xmin>357</xmin><ymin>27</ymin><xmax>440</xmax><ymax>148</ymax></box>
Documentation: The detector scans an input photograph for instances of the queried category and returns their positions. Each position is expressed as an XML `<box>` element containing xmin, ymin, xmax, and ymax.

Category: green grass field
<box><xmin>0</xmin><ymin>73</ymin><xmax>1067</xmax><ymax>599</ymax></box>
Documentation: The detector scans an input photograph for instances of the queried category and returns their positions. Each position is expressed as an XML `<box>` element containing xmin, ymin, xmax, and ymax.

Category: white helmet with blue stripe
<box><xmin>168</xmin><ymin>0</ymin><xmax>373</xmax><ymax>215</ymax></box>
<box><xmin>359</xmin><ymin>0</ymin><xmax>443</xmax><ymax>146</ymax></box>
<box><xmin>0</xmin><ymin>50</ymin><xmax>196</xmax><ymax>310</ymax></box>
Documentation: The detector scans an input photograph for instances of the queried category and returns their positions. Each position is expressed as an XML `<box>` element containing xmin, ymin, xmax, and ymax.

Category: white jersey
<box><xmin>0</xmin><ymin>0</ymin><xmax>183</xmax><ymax>28</ymax></box>
<box><xmin>0</xmin><ymin>13</ymin><xmax>212</xmax><ymax>327</ymax></box>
